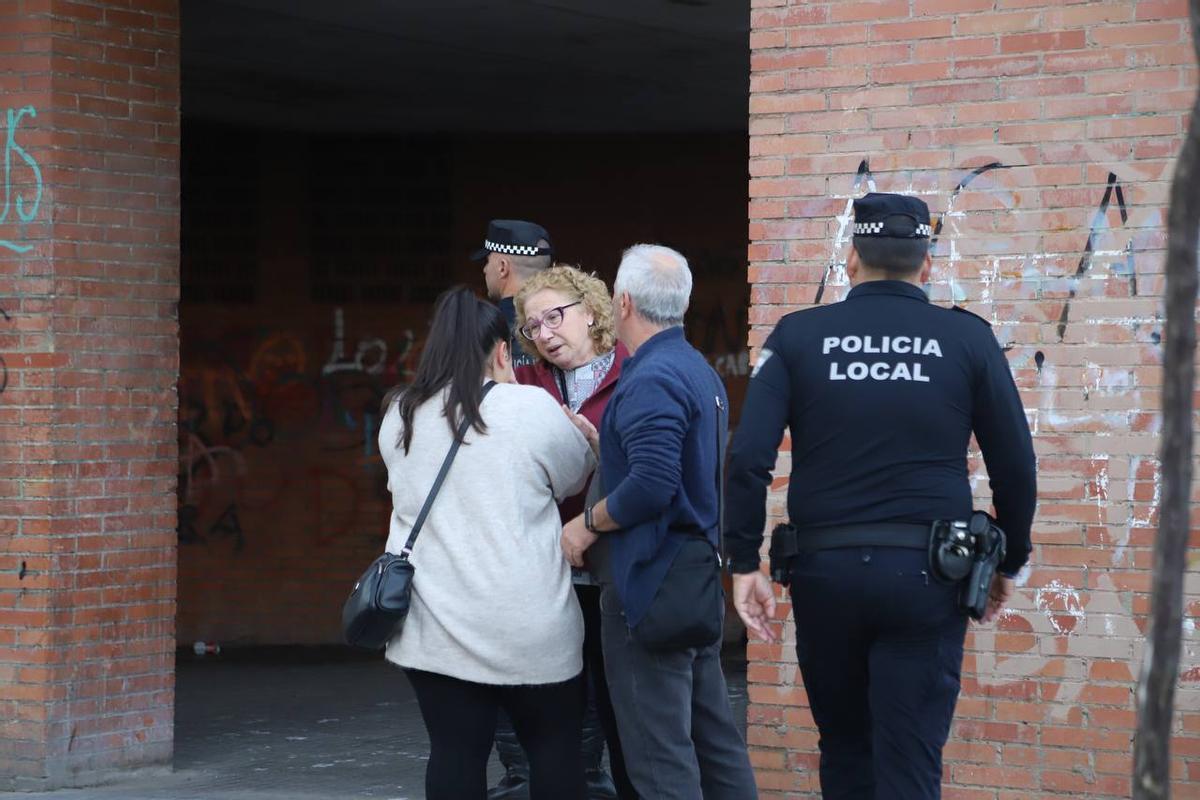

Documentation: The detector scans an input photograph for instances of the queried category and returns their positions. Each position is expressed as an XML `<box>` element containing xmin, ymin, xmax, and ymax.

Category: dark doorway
<box><xmin>177</xmin><ymin>0</ymin><xmax>750</xmax><ymax>649</ymax></box>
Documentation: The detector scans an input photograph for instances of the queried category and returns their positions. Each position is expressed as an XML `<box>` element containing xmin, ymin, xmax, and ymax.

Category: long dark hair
<box><xmin>383</xmin><ymin>286</ymin><xmax>509</xmax><ymax>453</ymax></box>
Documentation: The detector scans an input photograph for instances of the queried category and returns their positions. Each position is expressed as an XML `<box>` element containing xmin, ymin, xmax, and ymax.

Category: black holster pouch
<box><xmin>929</xmin><ymin>511</ymin><xmax>1007</xmax><ymax>620</ymax></box>
<box><xmin>769</xmin><ymin>523</ymin><xmax>800</xmax><ymax>586</ymax></box>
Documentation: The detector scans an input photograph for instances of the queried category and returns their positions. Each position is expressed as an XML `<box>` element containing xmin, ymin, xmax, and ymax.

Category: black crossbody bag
<box><xmin>342</xmin><ymin>382</ymin><xmax>495</xmax><ymax>651</ymax></box>
<box><xmin>628</xmin><ymin>387</ymin><xmax>728</xmax><ymax>652</ymax></box>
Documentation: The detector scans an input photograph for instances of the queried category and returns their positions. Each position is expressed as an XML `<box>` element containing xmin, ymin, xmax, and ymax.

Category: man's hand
<box><xmin>979</xmin><ymin>573</ymin><xmax>1015</xmax><ymax>624</ymax></box>
<box><xmin>561</xmin><ymin>514</ymin><xmax>598</xmax><ymax>569</ymax></box>
<box><xmin>732</xmin><ymin>571</ymin><xmax>779</xmax><ymax>643</ymax></box>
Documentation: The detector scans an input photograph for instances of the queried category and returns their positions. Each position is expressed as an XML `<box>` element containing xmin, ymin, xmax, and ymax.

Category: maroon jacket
<box><xmin>515</xmin><ymin>342</ymin><xmax>629</xmax><ymax>523</ymax></box>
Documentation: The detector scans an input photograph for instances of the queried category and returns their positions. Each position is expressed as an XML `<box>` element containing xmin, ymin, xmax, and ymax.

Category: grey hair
<box><xmin>509</xmin><ymin>239</ymin><xmax>552</xmax><ymax>278</ymax></box>
<box><xmin>614</xmin><ymin>244</ymin><xmax>692</xmax><ymax>327</ymax></box>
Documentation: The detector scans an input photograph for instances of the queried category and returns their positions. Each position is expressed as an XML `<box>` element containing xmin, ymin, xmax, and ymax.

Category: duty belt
<box><xmin>797</xmin><ymin>522</ymin><xmax>930</xmax><ymax>551</ymax></box>
<box><xmin>768</xmin><ymin>517</ymin><xmax>1007</xmax><ymax>622</ymax></box>
<box><xmin>769</xmin><ymin>521</ymin><xmax>931</xmax><ymax>584</ymax></box>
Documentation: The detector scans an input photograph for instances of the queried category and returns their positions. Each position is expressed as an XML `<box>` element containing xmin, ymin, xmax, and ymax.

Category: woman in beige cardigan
<box><xmin>378</xmin><ymin>287</ymin><xmax>595</xmax><ymax>800</ymax></box>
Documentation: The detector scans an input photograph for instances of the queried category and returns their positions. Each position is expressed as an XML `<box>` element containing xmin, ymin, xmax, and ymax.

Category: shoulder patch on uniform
<box><xmin>952</xmin><ymin>306</ymin><xmax>991</xmax><ymax>327</ymax></box>
<box><xmin>750</xmin><ymin>348</ymin><xmax>774</xmax><ymax>378</ymax></box>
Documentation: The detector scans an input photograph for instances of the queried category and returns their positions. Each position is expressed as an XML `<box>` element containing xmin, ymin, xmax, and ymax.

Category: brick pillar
<box><xmin>748</xmin><ymin>1</ymin><xmax>1197</xmax><ymax>796</ymax></box>
<box><xmin>0</xmin><ymin>0</ymin><xmax>179</xmax><ymax>789</ymax></box>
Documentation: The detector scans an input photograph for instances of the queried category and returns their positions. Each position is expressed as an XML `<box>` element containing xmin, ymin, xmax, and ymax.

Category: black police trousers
<box><xmin>788</xmin><ymin>546</ymin><xmax>968</xmax><ymax>800</ymax></box>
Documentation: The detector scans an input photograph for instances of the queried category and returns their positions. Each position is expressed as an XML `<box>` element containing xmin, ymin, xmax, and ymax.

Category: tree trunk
<box><xmin>1133</xmin><ymin>2</ymin><xmax>1200</xmax><ymax>797</ymax></box>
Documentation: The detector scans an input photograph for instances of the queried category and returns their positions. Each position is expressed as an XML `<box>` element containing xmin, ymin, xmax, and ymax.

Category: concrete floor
<box><xmin>1</xmin><ymin>647</ymin><xmax>749</xmax><ymax>800</ymax></box>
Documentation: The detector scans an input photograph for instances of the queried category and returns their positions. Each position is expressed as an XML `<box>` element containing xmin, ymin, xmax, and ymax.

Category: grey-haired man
<box><xmin>562</xmin><ymin>245</ymin><xmax>758</xmax><ymax>800</ymax></box>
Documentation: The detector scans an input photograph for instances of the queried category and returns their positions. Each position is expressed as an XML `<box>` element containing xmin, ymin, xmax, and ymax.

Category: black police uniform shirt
<box><xmin>498</xmin><ymin>296</ymin><xmax>539</xmax><ymax>369</ymax></box>
<box><xmin>724</xmin><ymin>279</ymin><xmax>1037</xmax><ymax>577</ymax></box>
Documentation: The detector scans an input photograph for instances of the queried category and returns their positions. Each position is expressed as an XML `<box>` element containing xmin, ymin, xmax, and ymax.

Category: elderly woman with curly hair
<box><xmin>513</xmin><ymin>265</ymin><xmax>635</xmax><ymax>800</ymax></box>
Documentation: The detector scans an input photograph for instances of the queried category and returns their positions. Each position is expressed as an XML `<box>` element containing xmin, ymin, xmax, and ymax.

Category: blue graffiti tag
<box><xmin>1</xmin><ymin>105</ymin><xmax>43</xmax><ymax>254</ymax></box>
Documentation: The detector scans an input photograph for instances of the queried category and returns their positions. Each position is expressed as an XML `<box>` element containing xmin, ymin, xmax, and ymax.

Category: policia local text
<box><xmin>823</xmin><ymin>335</ymin><xmax>943</xmax><ymax>383</ymax></box>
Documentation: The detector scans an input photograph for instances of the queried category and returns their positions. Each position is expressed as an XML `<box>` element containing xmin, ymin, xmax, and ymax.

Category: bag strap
<box><xmin>554</xmin><ymin>367</ymin><xmax>570</xmax><ymax>409</ymax></box>
<box><xmin>714</xmin><ymin>387</ymin><xmax>727</xmax><ymax>568</ymax></box>
<box><xmin>400</xmin><ymin>381</ymin><xmax>496</xmax><ymax>558</ymax></box>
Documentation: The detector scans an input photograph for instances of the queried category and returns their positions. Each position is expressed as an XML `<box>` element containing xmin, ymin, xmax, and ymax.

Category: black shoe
<box><xmin>487</xmin><ymin>771</ymin><xmax>531</xmax><ymax>800</ymax></box>
<box><xmin>490</xmin><ymin>719</ymin><xmax>531</xmax><ymax>800</ymax></box>
<box><xmin>585</xmin><ymin>767</ymin><xmax>619</xmax><ymax>799</ymax></box>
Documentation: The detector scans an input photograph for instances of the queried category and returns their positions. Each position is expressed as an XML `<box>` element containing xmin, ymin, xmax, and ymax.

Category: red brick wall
<box><xmin>747</xmin><ymin>1</ymin><xmax>1198</xmax><ymax>796</ymax></box>
<box><xmin>0</xmin><ymin>0</ymin><xmax>179</xmax><ymax>789</ymax></box>
<box><xmin>175</xmin><ymin>128</ymin><xmax>750</xmax><ymax>645</ymax></box>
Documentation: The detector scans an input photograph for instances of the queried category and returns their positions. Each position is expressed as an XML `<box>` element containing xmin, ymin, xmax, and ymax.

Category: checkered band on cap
<box><xmin>852</xmin><ymin>222</ymin><xmax>933</xmax><ymax>237</ymax></box>
<box><xmin>853</xmin><ymin>222</ymin><xmax>885</xmax><ymax>235</ymax></box>
<box><xmin>485</xmin><ymin>240</ymin><xmax>544</xmax><ymax>256</ymax></box>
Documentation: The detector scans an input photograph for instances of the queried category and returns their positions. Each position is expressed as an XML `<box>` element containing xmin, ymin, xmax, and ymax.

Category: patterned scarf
<box><xmin>561</xmin><ymin>349</ymin><xmax>616</xmax><ymax>413</ymax></box>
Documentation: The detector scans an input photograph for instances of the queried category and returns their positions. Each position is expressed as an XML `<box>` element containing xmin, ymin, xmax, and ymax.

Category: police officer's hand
<box><xmin>561</xmin><ymin>514</ymin><xmax>598</xmax><ymax>569</ymax></box>
<box><xmin>732</xmin><ymin>571</ymin><xmax>778</xmax><ymax>643</ymax></box>
<box><xmin>980</xmin><ymin>573</ymin><xmax>1015</xmax><ymax>624</ymax></box>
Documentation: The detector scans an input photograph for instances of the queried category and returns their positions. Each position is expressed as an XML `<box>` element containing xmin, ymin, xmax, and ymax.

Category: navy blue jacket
<box><xmin>600</xmin><ymin>327</ymin><xmax>727</xmax><ymax>628</ymax></box>
<box><xmin>725</xmin><ymin>280</ymin><xmax>1037</xmax><ymax>576</ymax></box>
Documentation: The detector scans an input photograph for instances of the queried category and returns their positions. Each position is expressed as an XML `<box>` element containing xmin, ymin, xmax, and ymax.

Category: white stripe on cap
<box><xmin>485</xmin><ymin>240</ymin><xmax>543</xmax><ymax>256</ymax></box>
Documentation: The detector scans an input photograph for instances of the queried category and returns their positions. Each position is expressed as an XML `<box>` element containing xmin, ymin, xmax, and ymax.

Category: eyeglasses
<box><xmin>520</xmin><ymin>301</ymin><xmax>582</xmax><ymax>340</ymax></box>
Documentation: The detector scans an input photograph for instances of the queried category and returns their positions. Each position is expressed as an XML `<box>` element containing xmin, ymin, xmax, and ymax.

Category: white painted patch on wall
<box><xmin>1131</xmin><ymin>464</ymin><xmax>1163</xmax><ymax>529</ymax></box>
<box><xmin>1091</xmin><ymin>456</ymin><xmax>1109</xmax><ymax>526</ymax></box>
<box><xmin>1035</xmin><ymin>580</ymin><xmax>1086</xmax><ymax>636</ymax></box>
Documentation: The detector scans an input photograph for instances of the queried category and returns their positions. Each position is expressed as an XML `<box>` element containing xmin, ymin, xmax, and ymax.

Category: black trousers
<box><xmin>577</xmin><ymin>583</ymin><xmax>637</xmax><ymax>798</ymax></box>
<box><xmin>406</xmin><ymin>668</ymin><xmax>585</xmax><ymax>800</ymax></box>
<box><xmin>788</xmin><ymin>546</ymin><xmax>968</xmax><ymax>800</ymax></box>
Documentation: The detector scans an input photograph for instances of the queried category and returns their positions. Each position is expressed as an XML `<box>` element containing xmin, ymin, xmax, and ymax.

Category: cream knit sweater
<box><xmin>380</xmin><ymin>383</ymin><xmax>595</xmax><ymax>685</ymax></box>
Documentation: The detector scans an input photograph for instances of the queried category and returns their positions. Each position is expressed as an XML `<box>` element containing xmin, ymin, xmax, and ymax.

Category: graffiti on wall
<box><xmin>181</xmin><ymin>289</ymin><xmax>767</xmax><ymax>552</ymax></box>
<box><xmin>1</xmin><ymin>105</ymin><xmax>42</xmax><ymax>254</ymax></box>
<box><xmin>1056</xmin><ymin>171</ymin><xmax>1136</xmax><ymax>341</ymax></box>
<box><xmin>689</xmin><ymin>300</ymin><xmax>751</xmax><ymax>379</ymax></box>
<box><xmin>0</xmin><ymin>106</ymin><xmax>38</xmax><ymax>401</ymax></box>
<box><xmin>0</xmin><ymin>304</ymin><xmax>9</xmax><ymax>398</ymax></box>
<box><xmin>815</xmin><ymin>157</ymin><xmax>1151</xmax><ymax>332</ymax></box>
<box><xmin>177</xmin><ymin>308</ymin><xmax>425</xmax><ymax>550</ymax></box>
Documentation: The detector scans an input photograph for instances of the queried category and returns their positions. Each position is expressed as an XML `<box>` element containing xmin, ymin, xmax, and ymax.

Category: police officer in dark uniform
<box><xmin>473</xmin><ymin>219</ymin><xmax>555</xmax><ymax>370</ymax></box>
<box><xmin>724</xmin><ymin>193</ymin><xmax>1037</xmax><ymax>799</ymax></box>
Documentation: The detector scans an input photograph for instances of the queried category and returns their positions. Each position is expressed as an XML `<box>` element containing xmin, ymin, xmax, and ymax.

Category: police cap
<box><xmin>852</xmin><ymin>193</ymin><xmax>932</xmax><ymax>239</ymax></box>
<box><xmin>471</xmin><ymin>220</ymin><xmax>554</xmax><ymax>261</ymax></box>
